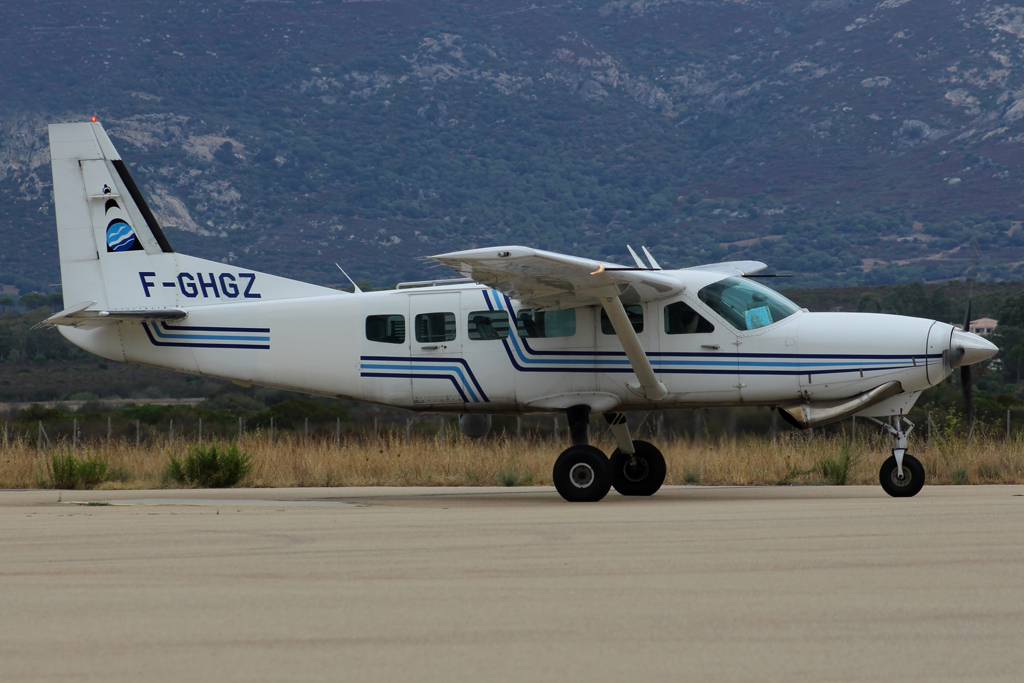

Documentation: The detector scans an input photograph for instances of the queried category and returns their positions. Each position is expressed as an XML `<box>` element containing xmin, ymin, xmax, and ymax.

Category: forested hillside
<box><xmin>3</xmin><ymin>0</ymin><xmax>1024</xmax><ymax>292</ymax></box>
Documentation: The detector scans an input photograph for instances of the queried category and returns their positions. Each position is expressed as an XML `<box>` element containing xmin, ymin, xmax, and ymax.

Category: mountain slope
<box><xmin>2</xmin><ymin>0</ymin><xmax>1024</xmax><ymax>291</ymax></box>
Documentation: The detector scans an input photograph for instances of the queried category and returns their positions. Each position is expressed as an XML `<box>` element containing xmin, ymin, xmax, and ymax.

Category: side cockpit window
<box><xmin>697</xmin><ymin>277</ymin><xmax>799</xmax><ymax>331</ymax></box>
<box><xmin>664</xmin><ymin>301</ymin><xmax>714</xmax><ymax>334</ymax></box>
<box><xmin>366</xmin><ymin>314</ymin><xmax>406</xmax><ymax>344</ymax></box>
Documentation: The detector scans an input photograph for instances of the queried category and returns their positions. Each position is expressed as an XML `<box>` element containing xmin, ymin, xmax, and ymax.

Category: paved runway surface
<box><xmin>2</xmin><ymin>485</ymin><xmax>1022</xmax><ymax>682</ymax></box>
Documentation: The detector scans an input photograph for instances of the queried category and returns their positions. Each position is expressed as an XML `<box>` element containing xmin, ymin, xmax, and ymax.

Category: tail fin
<box><xmin>49</xmin><ymin>122</ymin><xmax>333</xmax><ymax>312</ymax></box>
<box><xmin>49</xmin><ymin>122</ymin><xmax>175</xmax><ymax>308</ymax></box>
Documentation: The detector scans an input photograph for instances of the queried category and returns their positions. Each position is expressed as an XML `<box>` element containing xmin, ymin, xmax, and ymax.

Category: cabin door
<box><xmin>408</xmin><ymin>292</ymin><xmax>470</xmax><ymax>408</ymax></box>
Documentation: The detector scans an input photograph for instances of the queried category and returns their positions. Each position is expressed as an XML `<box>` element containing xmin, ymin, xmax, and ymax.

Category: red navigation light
<box><xmin>91</xmin><ymin>116</ymin><xmax>97</xmax><ymax>122</ymax></box>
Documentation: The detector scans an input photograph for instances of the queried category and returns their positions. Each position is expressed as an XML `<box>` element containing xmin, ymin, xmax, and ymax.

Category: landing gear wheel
<box><xmin>553</xmin><ymin>445</ymin><xmax>611</xmax><ymax>502</ymax></box>
<box><xmin>879</xmin><ymin>453</ymin><xmax>925</xmax><ymax>498</ymax></box>
<box><xmin>610</xmin><ymin>440</ymin><xmax>667</xmax><ymax>497</ymax></box>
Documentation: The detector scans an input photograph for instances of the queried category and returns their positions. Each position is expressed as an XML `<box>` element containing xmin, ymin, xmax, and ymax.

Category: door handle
<box><xmin>420</xmin><ymin>344</ymin><xmax>439</xmax><ymax>350</ymax></box>
<box><xmin>701</xmin><ymin>344</ymin><xmax>720</xmax><ymax>350</ymax></box>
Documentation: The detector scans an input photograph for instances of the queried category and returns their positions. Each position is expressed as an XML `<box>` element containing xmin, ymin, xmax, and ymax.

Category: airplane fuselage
<box><xmin>62</xmin><ymin>275</ymin><xmax>953</xmax><ymax>416</ymax></box>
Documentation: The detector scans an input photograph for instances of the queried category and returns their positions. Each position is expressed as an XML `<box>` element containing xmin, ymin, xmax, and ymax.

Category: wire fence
<box><xmin>3</xmin><ymin>405</ymin><xmax>1024</xmax><ymax>454</ymax></box>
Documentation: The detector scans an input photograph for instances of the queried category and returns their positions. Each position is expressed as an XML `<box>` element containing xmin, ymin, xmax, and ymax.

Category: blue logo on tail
<box><xmin>106</xmin><ymin>220</ymin><xmax>137</xmax><ymax>252</ymax></box>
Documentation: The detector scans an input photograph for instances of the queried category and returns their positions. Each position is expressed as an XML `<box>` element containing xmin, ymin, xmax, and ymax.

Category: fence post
<box><xmin>3</xmin><ymin>421</ymin><xmax>7</xmax><ymax>449</ymax></box>
<box><xmin>73</xmin><ymin>419</ymin><xmax>77</xmax><ymax>450</ymax></box>
<box><xmin>136</xmin><ymin>419</ymin><xmax>140</xmax><ymax>447</ymax></box>
<box><xmin>770</xmin><ymin>411</ymin><xmax>778</xmax><ymax>442</ymax></box>
<box><xmin>169</xmin><ymin>418</ymin><xmax>174</xmax><ymax>446</ymax></box>
<box><xmin>107</xmin><ymin>416</ymin><xmax>111</xmax><ymax>446</ymax></box>
<box><xmin>373</xmin><ymin>417</ymin><xmax>378</xmax><ymax>439</ymax></box>
<box><xmin>851</xmin><ymin>415</ymin><xmax>856</xmax><ymax>441</ymax></box>
<box><xmin>336</xmin><ymin>417</ymin><xmax>340</xmax><ymax>449</ymax></box>
<box><xmin>1008</xmin><ymin>410</ymin><xmax>1012</xmax><ymax>441</ymax></box>
<box><xmin>198</xmin><ymin>418</ymin><xmax>203</xmax><ymax>443</ymax></box>
<box><xmin>552</xmin><ymin>416</ymin><xmax>558</xmax><ymax>441</ymax></box>
<box><xmin>405</xmin><ymin>418</ymin><xmax>412</xmax><ymax>444</ymax></box>
<box><xmin>439</xmin><ymin>416</ymin><xmax>445</xmax><ymax>438</ymax></box>
<box><xmin>270</xmin><ymin>417</ymin><xmax>274</xmax><ymax>442</ymax></box>
<box><xmin>304</xmin><ymin>417</ymin><xmax>309</xmax><ymax>449</ymax></box>
<box><xmin>517</xmin><ymin>416</ymin><xmax>522</xmax><ymax>440</ymax></box>
<box><xmin>238</xmin><ymin>416</ymin><xmax>243</xmax><ymax>444</ymax></box>
<box><xmin>926</xmin><ymin>411</ymin><xmax>931</xmax><ymax>445</ymax></box>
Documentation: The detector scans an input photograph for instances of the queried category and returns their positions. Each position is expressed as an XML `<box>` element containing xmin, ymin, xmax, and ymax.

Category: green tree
<box><xmin>997</xmin><ymin>292</ymin><xmax>1024</xmax><ymax>328</ymax></box>
<box><xmin>0</xmin><ymin>322</ymin><xmax>14</xmax><ymax>360</ymax></box>
<box><xmin>857</xmin><ymin>292</ymin><xmax>882</xmax><ymax>313</ymax></box>
<box><xmin>990</xmin><ymin>325</ymin><xmax>1022</xmax><ymax>385</ymax></box>
<box><xmin>928</xmin><ymin>286</ymin><xmax>952</xmax><ymax>322</ymax></box>
<box><xmin>0</xmin><ymin>296</ymin><xmax>13</xmax><ymax>313</ymax></box>
<box><xmin>18</xmin><ymin>292</ymin><xmax>47</xmax><ymax>310</ymax></box>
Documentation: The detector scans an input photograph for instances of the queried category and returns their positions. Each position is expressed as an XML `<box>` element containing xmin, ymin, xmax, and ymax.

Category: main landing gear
<box><xmin>551</xmin><ymin>406</ymin><xmax>666</xmax><ymax>502</ymax></box>
<box><xmin>876</xmin><ymin>416</ymin><xmax>925</xmax><ymax>498</ymax></box>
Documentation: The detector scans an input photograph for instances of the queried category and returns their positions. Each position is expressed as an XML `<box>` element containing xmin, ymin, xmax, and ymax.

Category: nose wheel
<box><xmin>879</xmin><ymin>453</ymin><xmax>925</xmax><ymax>497</ymax></box>
<box><xmin>870</xmin><ymin>415</ymin><xmax>925</xmax><ymax>498</ymax></box>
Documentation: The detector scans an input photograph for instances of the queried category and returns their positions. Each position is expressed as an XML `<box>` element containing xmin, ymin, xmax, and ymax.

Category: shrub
<box><xmin>50</xmin><ymin>452</ymin><xmax>110</xmax><ymax>489</ymax></box>
<box><xmin>818</xmin><ymin>442</ymin><xmax>859</xmax><ymax>486</ymax></box>
<box><xmin>166</xmin><ymin>444</ymin><xmax>252</xmax><ymax>488</ymax></box>
<box><xmin>497</xmin><ymin>466</ymin><xmax>533</xmax><ymax>487</ymax></box>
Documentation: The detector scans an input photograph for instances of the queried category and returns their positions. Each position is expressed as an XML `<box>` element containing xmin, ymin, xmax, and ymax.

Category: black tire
<box><xmin>879</xmin><ymin>453</ymin><xmax>925</xmax><ymax>498</ymax></box>
<box><xmin>610</xmin><ymin>440</ymin><xmax>667</xmax><ymax>497</ymax></box>
<box><xmin>552</xmin><ymin>445</ymin><xmax>611</xmax><ymax>502</ymax></box>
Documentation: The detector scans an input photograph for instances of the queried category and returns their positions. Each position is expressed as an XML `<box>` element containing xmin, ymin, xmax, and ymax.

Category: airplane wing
<box><xmin>41</xmin><ymin>300</ymin><xmax>187</xmax><ymax>330</ymax></box>
<box><xmin>428</xmin><ymin>246</ymin><xmax>683</xmax><ymax>309</ymax></box>
<box><xmin>686</xmin><ymin>260</ymin><xmax>768</xmax><ymax>276</ymax></box>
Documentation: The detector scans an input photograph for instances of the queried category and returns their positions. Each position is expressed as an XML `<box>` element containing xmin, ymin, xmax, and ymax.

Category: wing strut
<box><xmin>598</xmin><ymin>289</ymin><xmax>668</xmax><ymax>401</ymax></box>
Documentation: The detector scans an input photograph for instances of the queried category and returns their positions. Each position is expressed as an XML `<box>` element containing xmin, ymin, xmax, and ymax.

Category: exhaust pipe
<box><xmin>778</xmin><ymin>381</ymin><xmax>904</xmax><ymax>430</ymax></box>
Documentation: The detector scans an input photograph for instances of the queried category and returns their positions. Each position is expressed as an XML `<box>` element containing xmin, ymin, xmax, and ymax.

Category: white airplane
<box><xmin>44</xmin><ymin>121</ymin><xmax>998</xmax><ymax>501</ymax></box>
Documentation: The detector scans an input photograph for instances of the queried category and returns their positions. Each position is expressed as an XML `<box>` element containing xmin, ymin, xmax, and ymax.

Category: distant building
<box><xmin>969</xmin><ymin>318</ymin><xmax>998</xmax><ymax>336</ymax></box>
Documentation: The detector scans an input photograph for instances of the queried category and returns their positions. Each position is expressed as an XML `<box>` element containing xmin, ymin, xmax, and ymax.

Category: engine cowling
<box><xmin>459</xmin><ymin>414</ymin><xmax>492</xmax><ymax>439</ymax></box>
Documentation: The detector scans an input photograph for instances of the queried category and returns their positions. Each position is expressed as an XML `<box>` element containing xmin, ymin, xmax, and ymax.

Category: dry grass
<box><xmin>3</xmin><ymin>429</ymin><xmax>1024</xmax><ymax>490</ymax></box>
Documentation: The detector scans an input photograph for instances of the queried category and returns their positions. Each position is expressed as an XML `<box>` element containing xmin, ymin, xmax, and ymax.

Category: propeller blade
<box><xmin>961</xmin><ymin>364</ymin><xmax>974</xmax><ymax>440</ymax></box>
<box><xmin>962</xmin><ymin>298</ymin><xmax>972</xmax><ymax>334</ymax></box>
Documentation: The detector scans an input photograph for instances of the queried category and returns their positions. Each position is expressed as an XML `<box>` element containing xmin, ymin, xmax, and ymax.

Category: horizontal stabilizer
<box><xmin>42</xmin><ymin>300</ymin><xmax>187</xmax><ymax>330</ymax></box>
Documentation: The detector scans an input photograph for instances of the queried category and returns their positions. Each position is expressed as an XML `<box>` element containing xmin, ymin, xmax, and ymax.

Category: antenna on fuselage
<box><xmin>626</xmin><ymin>245</ymin><xmax>648</xmax><ymax>269</ymax></box>
<box><xmin>641</xmin><ymin>246</ymin><xmax>661</xmax><ymax>270</ymax></box>
<box><xmin>335</xmin><ymin>263</ymin><xmax>362</xmax><ymax>293</ymax></box>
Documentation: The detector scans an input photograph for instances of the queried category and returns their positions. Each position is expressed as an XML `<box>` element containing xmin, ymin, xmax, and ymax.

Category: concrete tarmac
<box><xmin>1</xmin><ymin>485</ymin><xmax>1023</xmax><ymax>682</ymax></box>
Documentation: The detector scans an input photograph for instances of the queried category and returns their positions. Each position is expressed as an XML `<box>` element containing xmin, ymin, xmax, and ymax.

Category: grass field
<box><xmin>2</xmin><ymin>430</ymin><xmax>1024</xmax><ymax>490</ymax></box>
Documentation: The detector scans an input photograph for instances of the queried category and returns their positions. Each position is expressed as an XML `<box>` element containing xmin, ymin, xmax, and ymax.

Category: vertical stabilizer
<box><xmin>49</xmin><ymin>122</ymin><xmax>175</xmax><ymax>309</ymax></box>
<box><xmin>49</xmin><ymin>121</ymin><xmax>336</xmax><ymax>316</ymax></box>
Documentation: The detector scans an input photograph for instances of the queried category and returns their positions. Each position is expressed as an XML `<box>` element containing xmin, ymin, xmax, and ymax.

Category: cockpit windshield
<box><xmin>697</xmin><ymin>277</ymin><xmax>800</xmax><ymax>331</ymax></box>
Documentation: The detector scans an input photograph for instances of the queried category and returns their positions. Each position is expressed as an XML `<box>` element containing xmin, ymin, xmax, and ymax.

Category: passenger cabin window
<box><xmin>415</xmin><ymin>312</ymin><xmax>456</xmax><ymax>343</ymax></box>
<box><xmin>697</xmin><ymin>277</ymin><xmax>800</xmax><ymax>331</ymax></box>
<box><xmin>664</xmin><ymin>301</ymin><xmax>714</xmax><ymax>335</ymax></box>
<box><xmin>468</xmin><ymin>310</ymin><xmax>510</xmax><ymax>340</ymax></box>
<box><xmin>516</xmin><ymin>308</ymin><xmax>576</xmax><ymax>338</ymax></box>
<box><xmin>600</xmin><ymin>305</ymin><xmax>644</xmax><ymax>335</ymax></box>
<box><xmin>365</xmin><ymin>314</ymin><xmax>406</xmax><ymax>344</ymax></box>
